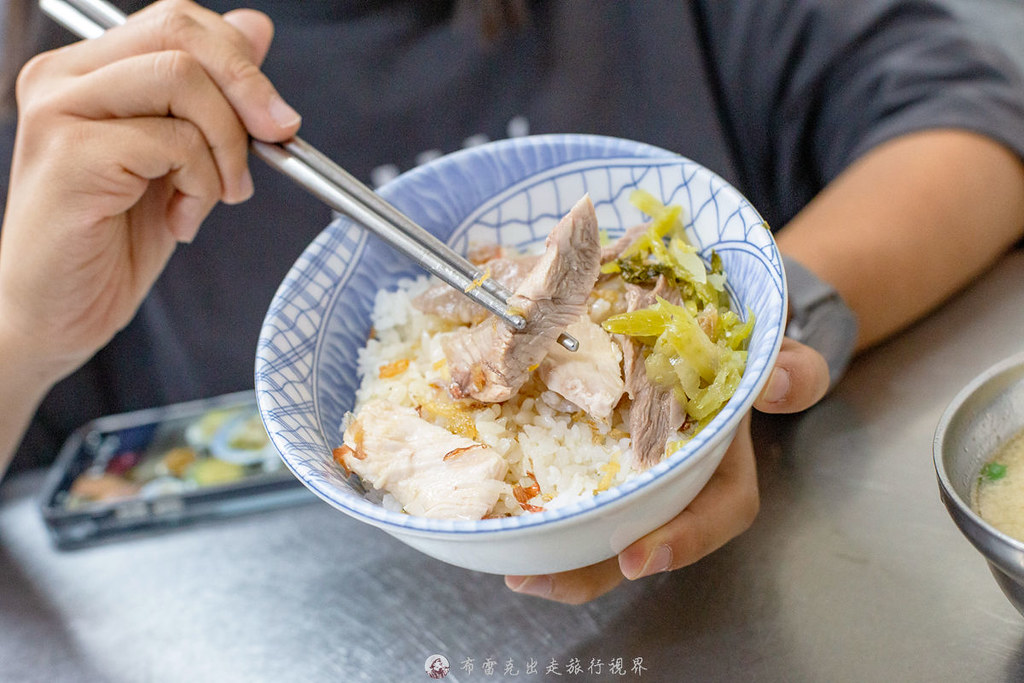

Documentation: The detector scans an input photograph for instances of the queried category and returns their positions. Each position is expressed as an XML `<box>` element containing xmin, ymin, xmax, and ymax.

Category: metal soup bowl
<box><xmin>934</xmin><ymin>351</ymin><xmax>1024</xmax><ymax>617</ymax></box>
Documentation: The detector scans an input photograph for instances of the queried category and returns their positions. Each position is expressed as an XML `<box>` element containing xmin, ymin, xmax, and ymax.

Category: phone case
<box><xmin>39</xmin><ymin>391</ymin><xmax>312</xmax><ymax>548</ymax></box>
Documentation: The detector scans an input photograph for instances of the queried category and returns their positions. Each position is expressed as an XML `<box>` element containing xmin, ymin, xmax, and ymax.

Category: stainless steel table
<box><xmin>2</xmin><ymin>248</ymin><xmax>1023</xmax><ymax>683</ymax></box>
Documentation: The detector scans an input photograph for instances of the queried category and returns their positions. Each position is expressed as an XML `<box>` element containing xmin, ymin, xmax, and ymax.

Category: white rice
<box><xmin>346</xmin><ymin>275</ymin><xmax>640</xmax><ymax>517</ymax></box>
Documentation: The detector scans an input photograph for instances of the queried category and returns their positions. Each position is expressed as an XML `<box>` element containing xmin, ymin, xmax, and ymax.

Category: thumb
<box><xmin>222</xmin><ymin>9</ymin><xmax>274</xmax><ymax>66</ymax></box>
<box><xmin>754</xmin><ymin>337</ymin><xmax>830</xmax><ymax>414</ymax></box>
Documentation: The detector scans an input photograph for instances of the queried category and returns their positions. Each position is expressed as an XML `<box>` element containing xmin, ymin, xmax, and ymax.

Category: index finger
<box><xmin>49</xmin><ymin>0</ymin><xmax>300</xmax><ymax>142</ymax></box>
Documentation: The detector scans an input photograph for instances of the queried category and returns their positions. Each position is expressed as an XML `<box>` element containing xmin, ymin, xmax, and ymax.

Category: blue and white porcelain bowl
<box><xmin>255</xmin><ymin>134</ymin><xmax>786</xmax><ymax>575</ymax></box>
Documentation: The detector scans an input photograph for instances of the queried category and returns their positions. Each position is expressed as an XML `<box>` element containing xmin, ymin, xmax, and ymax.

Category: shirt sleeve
<box><xmin>694</xmin><ymin>0</ymin><xmax>1024</xmax><ymax>228</ymax></box>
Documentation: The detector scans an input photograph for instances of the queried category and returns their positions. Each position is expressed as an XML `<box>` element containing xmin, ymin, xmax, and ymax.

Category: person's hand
<box><xmin>504</xmin><ymin>337</ymin><xmax>830</xmax><ymax>604</ymax></box>
<box><xmin>0</xmin><ymin>0</ymin><xmax>301</xmax><ymax>385</ymax></box>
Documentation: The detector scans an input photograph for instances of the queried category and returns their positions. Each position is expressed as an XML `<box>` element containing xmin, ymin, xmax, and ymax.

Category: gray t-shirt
<box><xmin>5</xmin><ymin>0</ymin><xmax>1024</xmax><ymax>471</ymax></box>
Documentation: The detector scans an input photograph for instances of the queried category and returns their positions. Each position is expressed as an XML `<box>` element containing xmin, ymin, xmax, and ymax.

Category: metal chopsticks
<box><xmin>39</xmin><ymin>0</ymin><xmax>579</xmax><ymax>351</ymax></box>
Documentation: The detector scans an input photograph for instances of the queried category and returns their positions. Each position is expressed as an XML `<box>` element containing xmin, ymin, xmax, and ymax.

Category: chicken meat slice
<box><xmin>538</xmin><ymin>315</ymin><xmax>624</xmax><ymax>420</ymax></box>
<box><xmin>443</xmin><ymin>195</ymin><xmax>602</xmax><ymax>402</ymax></box>
<box><xmin>618</xmin><ymin>276</ymin><xmax>687</xmax><ymax>469</ymax></box>
<box><xmin>412</xmin><ymin>254</ymin><xmax>539</xmax><ymax>325</ymax></box>
<box><xmin>338</xmin><ymin>399</ymin><xmax>507</xmax><ymax>520</ymax></box>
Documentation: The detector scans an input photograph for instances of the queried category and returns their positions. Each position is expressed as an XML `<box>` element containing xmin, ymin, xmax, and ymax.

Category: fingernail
<box><xmin>224</xmin><ymin>167</ymin><xmax>253</xmax><ymax>205</ymax></box>
<box><xmin>761</xmin><ymin>367</ymin><xmax>791</xmax><ymax>404</ymax></box>
<box><xmin>623</xmin><ymin>545</ymin><xmax>673</xmax><ymax>580</ymax></box>
<box><xmin>505</xmin><ymin>574</ymin><xmax>553</xmax><ymax>598</ymax></box>
<box><xmin>268</xmin><ymin>95</ymin><xmax>302</xmax><ymax>129</ymax></box>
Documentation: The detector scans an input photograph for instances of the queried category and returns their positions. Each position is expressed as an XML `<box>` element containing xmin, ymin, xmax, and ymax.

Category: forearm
<box><xmin>777</xmin><ymin>129</ymin><xmax>1024</xmax><ymax>351</ymax></box>
<box><xmin>0</xmin><ymin>318</ymin><xmax>67</xmax><ymax>477</ymax></box>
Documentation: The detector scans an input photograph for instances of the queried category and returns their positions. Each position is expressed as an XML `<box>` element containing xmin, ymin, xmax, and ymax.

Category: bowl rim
<box><xmin>257</xmin><ymin>133</ymin><xmax>786</xmax><ymax>536</ymax></box>
<box><xmin>933</xmin><ymin>349</ymin><xmax>1024</xmax><ymax>552</ymax></box>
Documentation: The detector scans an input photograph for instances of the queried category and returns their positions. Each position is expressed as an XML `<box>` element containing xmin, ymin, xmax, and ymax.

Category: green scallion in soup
<box><xmin>973</xmin><ymin>426</ymin><xmax>1024</xmax><ymax>541</ymax></box>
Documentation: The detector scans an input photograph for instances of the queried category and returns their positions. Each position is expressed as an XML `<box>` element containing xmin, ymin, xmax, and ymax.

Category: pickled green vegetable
<box><xmin>601</xmin><ymin>306</ymin><xmax>670</xmax><ymax>338</ymax></box>
<box><xmin>601</xmin><ymin>191</ymin><xmax>755</xmax><ymax>436</ymax></box>
<box><xmin>604</xmin><ymin>295</ymin><xmax>752</xmax><ymax>421</ymax></box>
<box><xmin>603</xmin><ymin>190</ymin><xmax>730</xmax><ymax>310</ymax></box>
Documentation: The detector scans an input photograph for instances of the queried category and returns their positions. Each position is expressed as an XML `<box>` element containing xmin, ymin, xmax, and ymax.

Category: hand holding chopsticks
<box><xmin>38</xmin><ymin>0</ymin><xmax>578</xmax><ymax>351</ymax></box>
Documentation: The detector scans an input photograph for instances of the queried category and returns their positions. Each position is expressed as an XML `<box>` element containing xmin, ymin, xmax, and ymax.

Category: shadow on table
<box><xmin>0</xmin><ymin>543</ymin><xmax>106</xmax><ymax>682</ymax></box>
<box><xmin>1004</xmin><ymin>636</ymin><xmax>1024</xmax><ymax>680</ymax></box>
